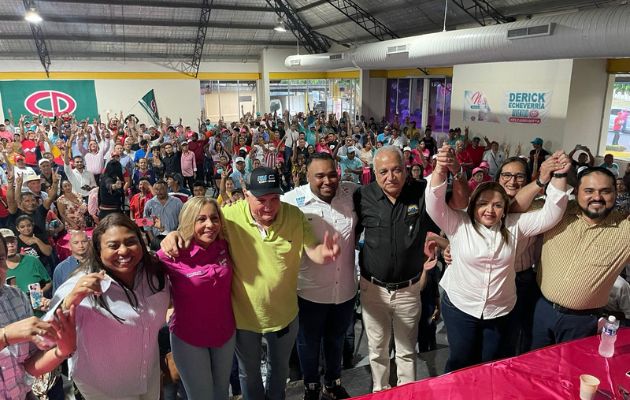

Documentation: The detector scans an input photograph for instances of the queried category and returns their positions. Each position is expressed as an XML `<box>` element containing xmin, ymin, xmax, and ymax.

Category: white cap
<box><xmin>347</xmin><ymin>146</ymin><xmax>357</xmax><ymax>153</ymax></box>
<box><xmin>234</xmin><ymin>157</ymin><xmax>245</xmax><ymax>163</ymax></box>
<box><xmin>403</xmin><ymin>146</ymin><xmax>412</xmax><ymax>152</ymax></box>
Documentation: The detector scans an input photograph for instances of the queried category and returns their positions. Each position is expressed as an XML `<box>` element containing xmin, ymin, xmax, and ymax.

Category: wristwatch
<box><xmin>552</xmin><ymin>172</ymin><xmax>568</xmax><ymax>178</ymax></box>
<box><xmin>535</xmin><ymin>178</ymin><xmax>547</xmax><ymax>188</ymax></box>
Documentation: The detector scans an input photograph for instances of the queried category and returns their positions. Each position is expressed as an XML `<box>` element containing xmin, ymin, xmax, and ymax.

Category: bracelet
<box><xmin>535</xmin><ymin>178</ymin><xmax>547</xmax><ymax>188</ymax></box>
<box><xmin>552</xmin><ymin>172</ymin><xmax>568</xmax><ymax>178</ymax></box>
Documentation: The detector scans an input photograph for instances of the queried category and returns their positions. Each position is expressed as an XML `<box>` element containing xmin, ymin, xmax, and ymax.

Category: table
<box><xmin>353</xmin><ymin>328</ymin><xmax>630</xmax><ymax>399</ymax></box>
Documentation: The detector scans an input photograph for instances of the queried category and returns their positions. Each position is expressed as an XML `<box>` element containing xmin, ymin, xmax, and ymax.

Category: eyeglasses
<box><xmin>499</xmin><ymin>172</ymin><xmax>526</xmax><ymax>181</ymax></box>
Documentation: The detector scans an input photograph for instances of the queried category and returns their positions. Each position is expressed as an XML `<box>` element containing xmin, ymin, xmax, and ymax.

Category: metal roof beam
<box><xmin>324</xmin><ymin>0</ymin><xmax>398</xmax><ymax>41</ymax></box>
<box><xmin>0</xmin><ymin>51</ymin><xmax>259</xmax><ymax>60</ymax></box>
<box><xmin>37</xmin><ymin>0</ymin><xmax>278</xmax><ymax>12</ymax></box>
<box><xmin>0</xmin><ymin>13</ymin><xmax>275</xmax><ymax>30</ymax></box>
<box><xmin>177</xmin><ymin>0</ymin><xmax>213</xmax><ymax>78</ymax></box>
<box><xmin>0</xmin><ymin>33</ymin><xmax>295</xmax><ymax>46</ymax></box>
<box><xmin>449</xmin><ymin>0</ymin><xmax>516</xmax><ymax>26</ymax></box>
<box><xmin>266</xmin><ymin>0</ymin><xmax>330</xmax><ymax>54</ymax></box>
<box><xmin>23</xmin><ymin>0</ymin><xmax>51</xmax><ymax>77</ymax></box>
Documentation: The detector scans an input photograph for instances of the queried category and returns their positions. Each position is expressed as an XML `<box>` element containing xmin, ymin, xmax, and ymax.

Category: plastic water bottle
<box><xmin>598</xmin><ymin>315</ymin><xmax>619</xmax><ymax>358</ymax></box>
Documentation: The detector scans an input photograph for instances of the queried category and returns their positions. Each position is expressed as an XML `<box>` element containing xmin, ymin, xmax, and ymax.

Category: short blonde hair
<box><xmin>177</xmin><ymin>196</ymin><xmax>224</xmax><ymax>244</ymax></box>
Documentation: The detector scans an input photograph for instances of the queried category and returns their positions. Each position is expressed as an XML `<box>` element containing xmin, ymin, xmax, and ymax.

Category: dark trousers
<box><xmin>530</xmin><ymin>296</ymin><xmax>598</xmax><ymax>350</ymax></box>
<box><xmin>504</xmin><ymin>268</ymin><xmax>540</xmax><ymax>356</ymax></box>
<box><xmin>183</xmin><ymin>176</ymin><xmax>195</xmax><ymax>191</ymax></box>
<box><xmin>441</xmin><ymin>294</ymin><xmax>511</xmax><ymax>373</ymax></box>
<box><xmin>297</xmin><ymin>296</ymin><xmax>356</xmax><ymax>386</ymax></box>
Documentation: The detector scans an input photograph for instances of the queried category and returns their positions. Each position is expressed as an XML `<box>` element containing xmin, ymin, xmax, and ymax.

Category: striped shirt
<box><xmin>0</xmin><ymin>285</ymin><xmax>37</xmax><ymax>400</ymax></box>
<box><xmin>538</xmin><ymin>202</ymin><xmax>630</xmax><ymax>310</ymax></box>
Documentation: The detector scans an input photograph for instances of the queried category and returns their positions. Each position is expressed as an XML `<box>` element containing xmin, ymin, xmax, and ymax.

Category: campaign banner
<box><xmin>463</xmin><ymin>90</ymin><xmax>500</xmax><ymax>123</ymax></box>
<box><xmin>0</xmin><ymin>80</ymin><xmax>98</xmax><ymax>121</ymax></box>
<box><xmin>505</xmin><ymin>91</ymin><xmax>551</xmax><ymax>124</ymax></box>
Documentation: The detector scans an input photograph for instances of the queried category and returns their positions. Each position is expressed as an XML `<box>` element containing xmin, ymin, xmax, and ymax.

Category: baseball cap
<box><xmin>234</xmin><ymin>157</ymin><xmax>245</xmax><ymax>163</ymax></box>
<box><xmin>403</xmin><ymin>146</ymin><xmax>412</xmax><ymax>152</ymax></box>
<box><xmin>38</xmin><ymin>158</ymin><xmax>51</xmax><ymax>166</ymax></box>
<box><xmin>472</xmin><ymin>167</ymin><xmax>484</xmax><ymax>175</ymax></box>
<box><xmin>239</xmin><ymin>147</ymin><xmax>248</xmax><ymax>152</ymax></box>
<box><xmin>347</xmin><ymin>146</ymin><xmax>357</xmax><ymax>153</ymax></box>
<box><xmin>0</xmin><ymin>228</ymin><xmax>15</xmax><ymax>239</ymax></box>
<box><xmin>14</xmin><ymin>155</ymin><xmax>24</xmax><ymax>162</ymax></box>
<box><xmin>531</xmin><ymin>137</ymin><xmax>543</xmax><ymax>145</ymax></box>
<box><xmin>247</xmin><ymin>167</ymin><xmax>282</xmax><ymax>197</ymax></box>
<box><xmin>479</xmin><ymin>160</ymin><xmax>490</xmax><ymax>168</ymax></box>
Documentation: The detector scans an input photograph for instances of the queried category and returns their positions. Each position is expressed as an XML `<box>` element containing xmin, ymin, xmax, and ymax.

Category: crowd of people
<box><xmin>0</xmin><ymin>107</ymin><xmax>629</xmax><ymax>400</ymax></box>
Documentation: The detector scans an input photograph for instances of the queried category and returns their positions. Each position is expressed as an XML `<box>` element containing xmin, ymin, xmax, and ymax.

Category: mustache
<box><xmin>588</xmin><ymin>201</ymin><xmax>605</xmax><ymax>206</ymax></box>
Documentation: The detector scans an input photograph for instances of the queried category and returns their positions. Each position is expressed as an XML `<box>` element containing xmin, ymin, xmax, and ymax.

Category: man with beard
<box><xmin>282</xmin><ymin>153</ymin><xmax>357</xmax><ymax>400</ymax></box>
<box><xmin>531</xmin><ymin>166</ymin><xmax>630</xmax><ymax>349</ymax></box>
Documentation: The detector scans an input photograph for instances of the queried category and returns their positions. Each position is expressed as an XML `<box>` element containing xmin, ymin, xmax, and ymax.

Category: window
<box><xmin>201</xmin><ymin>80</ymin><xmax>257</xmax><ymax>123</ymax></box>
<box><xmin>603</xmin><ymin>74</ymin><xmax>630</xmax><ymax>161</ymax></box>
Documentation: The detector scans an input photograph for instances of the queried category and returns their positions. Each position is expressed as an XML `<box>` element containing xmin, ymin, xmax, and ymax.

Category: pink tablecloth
<box><xmin>354</xmin><ymin>328</ymin><xmax>630</xmax><ymax>400</ymax></box>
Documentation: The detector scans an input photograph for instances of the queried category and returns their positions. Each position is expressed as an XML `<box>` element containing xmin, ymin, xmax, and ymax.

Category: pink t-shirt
<box><xmin>158</xmin><ymin>239</ymin><xmax>235</xmax><ymax>347</ymax></box>
<box><xmin>180</xmin><ymin>151</ymin><xmax>196</xmax><ymax>177</ymax></box>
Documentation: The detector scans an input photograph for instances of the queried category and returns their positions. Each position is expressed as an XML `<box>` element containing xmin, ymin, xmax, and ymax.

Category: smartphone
<box><xmin>135</xmin><ymin>218</ymin><xmax>154</xmax><ymax>227</ymax></box>
<box><xmin>28</xmin><ymin>283</ymin><xmax>42</xmax><ymax>310</ymax></box>
<box><xmin>6</xmin><ymin>276</ymin><xmax>16</xmax><ymax>286</ymax></box>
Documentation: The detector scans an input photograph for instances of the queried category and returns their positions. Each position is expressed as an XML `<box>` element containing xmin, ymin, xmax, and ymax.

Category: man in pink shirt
<box><xmin>180</xmin><ymin>141</ymin><xmax>197</xmax><ymax>191</ymax></box>
<box><xmin>186</xmin><ymin>132</ymin><xmax>208</xmax><ymax>183</ymax></box>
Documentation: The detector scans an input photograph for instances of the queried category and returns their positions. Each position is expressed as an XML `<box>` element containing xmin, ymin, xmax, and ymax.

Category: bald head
<box><xmin>373</xmin><ymin>146</ymin><xmax>406</xmax><ymax>201</ymax></box>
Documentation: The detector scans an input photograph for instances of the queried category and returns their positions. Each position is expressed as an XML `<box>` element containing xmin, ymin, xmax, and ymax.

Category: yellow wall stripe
<box><xmin>607</xmin><ymin>58</ymin><xmax>630</xmax><ymax>74</ymax></box>
<box><xmin>269</xmin><ymin>71</ymin><xmax>360</xmax><ymax>80</ymax></box>
<box><xmin>0</xmin><ymin>71</ymin><xmax>261</xmax><ymax>80</ymax></box>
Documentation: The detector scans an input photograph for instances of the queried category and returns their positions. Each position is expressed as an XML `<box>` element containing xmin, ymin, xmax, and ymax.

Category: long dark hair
<box><xmin>80</xmin><ymin>213</ymin><xmax>165</xmax><ymax>322</ymax></box>
<box><xmin>466</xmin><ymin>181</ymin><xmax>511</xmax><ymax>245</ymax></box>
<box><xmin>102</xmin><ymin>159</ymin><xmax>124</xmax><ymax>181</ymax></box>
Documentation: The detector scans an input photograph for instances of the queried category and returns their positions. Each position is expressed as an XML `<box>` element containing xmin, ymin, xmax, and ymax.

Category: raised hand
<box><xmin>321</xmin><ymin>230</ymin><xmax>341</xmax><ymax>262</ymax></box>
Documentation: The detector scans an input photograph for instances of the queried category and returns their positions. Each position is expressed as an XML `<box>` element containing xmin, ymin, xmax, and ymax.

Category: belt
<box><xmin>361</xmin><ymin>272</ymin><xmax>421</xmax><ymax>291</ymax></box>
<box><xmin>543</xmin><ymin>296</ymin><xmax>601</xmax><ymax>316</ymax></box>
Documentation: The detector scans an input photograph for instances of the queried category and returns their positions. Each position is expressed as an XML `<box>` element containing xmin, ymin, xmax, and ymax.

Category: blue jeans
<box><xmin>530</xmin><ymin>296</ymin><xmax>598</xmax><ymax>350</ymax></box>
<box><xmin>296</xmin><ymin>296</ymin><xmax>356</xmax><ymax>386</ymax></box>
<box><xmin>235</xmin><ymin>317</ymin><xmax>299</xmax><ymax>400</ymax></box>
<box><xmin>170</xmin><ymin>332</ymin><xmax>236</xmax><ymax>400</ymax></box>
<box><xmin>441</xmin><ymin>293</ymin><xmax>511</xmax><ymax>373</ymax></box>
<box><xmin>504</xmin><ymin>268</ymin><xmax>540</xmax><ymax>356</ymax></box>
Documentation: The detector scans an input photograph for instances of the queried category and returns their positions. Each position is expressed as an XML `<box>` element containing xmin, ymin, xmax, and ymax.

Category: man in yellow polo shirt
<box><xmin>162</xmin><ymin>167</ymin><xmax>340</xmax><ymax>400</ymax></box>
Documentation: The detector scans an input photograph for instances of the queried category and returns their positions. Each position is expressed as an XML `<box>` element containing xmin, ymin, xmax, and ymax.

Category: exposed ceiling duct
<box><xmin>284</xmin><ymin>6</ymin><xmax>630</xmax><ymax>70</ymax></box>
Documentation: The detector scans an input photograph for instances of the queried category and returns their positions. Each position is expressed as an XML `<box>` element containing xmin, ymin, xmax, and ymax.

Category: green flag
<box><xmin>139</xmin><ymin>90</ymin><xmax>160</xmax><ymax>125</ymax></box>
<box><xmin>0</xmin><ymin>80</ymin><xmax>98</xmax><ymax>121</ymax></box>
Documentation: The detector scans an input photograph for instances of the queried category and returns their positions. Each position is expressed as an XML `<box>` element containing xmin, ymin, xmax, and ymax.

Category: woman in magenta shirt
<box><xmin>158</xmin><ymin>197</ymin><xmax>235</xmax><ymax>400</ymax></box>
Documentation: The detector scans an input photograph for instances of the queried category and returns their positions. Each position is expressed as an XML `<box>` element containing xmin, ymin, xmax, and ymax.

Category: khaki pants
<box><xmin>360</xmin><ymin>277</ymin><xmax>422</xmax><ymax>392</ymax></box>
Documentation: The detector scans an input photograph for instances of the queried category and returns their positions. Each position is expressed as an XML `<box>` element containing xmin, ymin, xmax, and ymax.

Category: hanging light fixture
<box><xmin>24</xmin><ymin>8</ymin><xmax>43</xmax><ymax>24</ymax></box>
<box><xmin>274</xmin><ymin>17</ymin><xmax>286</xmax><ymax>32</ymax></box>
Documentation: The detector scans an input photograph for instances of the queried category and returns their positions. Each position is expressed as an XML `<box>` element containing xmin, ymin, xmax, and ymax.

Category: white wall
<box><xmin>94</xmin><ymin>79</ymin><xmax>200</xmax><ymax>127</ymax></box>
<box><xmin>563</xmin><ymin>59</ymin><xmax>609</xmax><ymax>153</ymax></box>
<box><xmin>451</xmin><ymin>59</ymin><xmax>573</xmax><ymax>151</ymax></box>
<box><xmin>360</xmin><ymin>70</ymin><xmax>386</xmax><ymax>119</ymax></box>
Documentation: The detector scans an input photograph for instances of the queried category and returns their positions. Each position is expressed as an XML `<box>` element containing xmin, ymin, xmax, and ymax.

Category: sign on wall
<box><xmin>0</xmin><ymin>80</ymin><xmax>98</xmax><ymax>121</ymax></box>
<box><xmin>463</xmin><ymin>90</ymin><xmax>500</xmax><ymax>123</ymax></box>
<box><xmin>505</xmin><ymin>90</ymin><xmax>551</xmax><ymax>124</ymax></box>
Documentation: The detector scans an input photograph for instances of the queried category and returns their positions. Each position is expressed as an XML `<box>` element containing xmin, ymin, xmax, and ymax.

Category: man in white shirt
<box><xmin>63</xmin><ymin>145</ymin><xmax>97</xmax><ymax>198</ymax></box>
<box><xmin>387</xmin><ymin>127</ymin><xmax>408</xmax><ymax>149</ymax></box>
<box><xmin>282</xmin><ymin>152</ymin><xmax>357</xmax><ymax>400</ymax></box>
<box><xmin>482</xmin><ymin>141</ymin><xmax>506</xmax><ymax>178</ymax></box>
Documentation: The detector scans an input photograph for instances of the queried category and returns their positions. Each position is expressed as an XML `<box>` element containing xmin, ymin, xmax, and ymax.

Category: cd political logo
<box><xmin>24</xmin><ymin>90</ymin><xmax>77</xmax><ymax>117</ymax></box>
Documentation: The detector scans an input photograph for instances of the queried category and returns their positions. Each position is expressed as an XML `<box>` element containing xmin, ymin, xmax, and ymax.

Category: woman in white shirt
<box><xmin>425</xmin><ymin>145</ymin><xmax>571</xmax><ymax>372</ymax></box>
<box><xmin>51</xmin><ymin>213</ymin><xmax>169</xmax><ymax>399</ymax></box>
